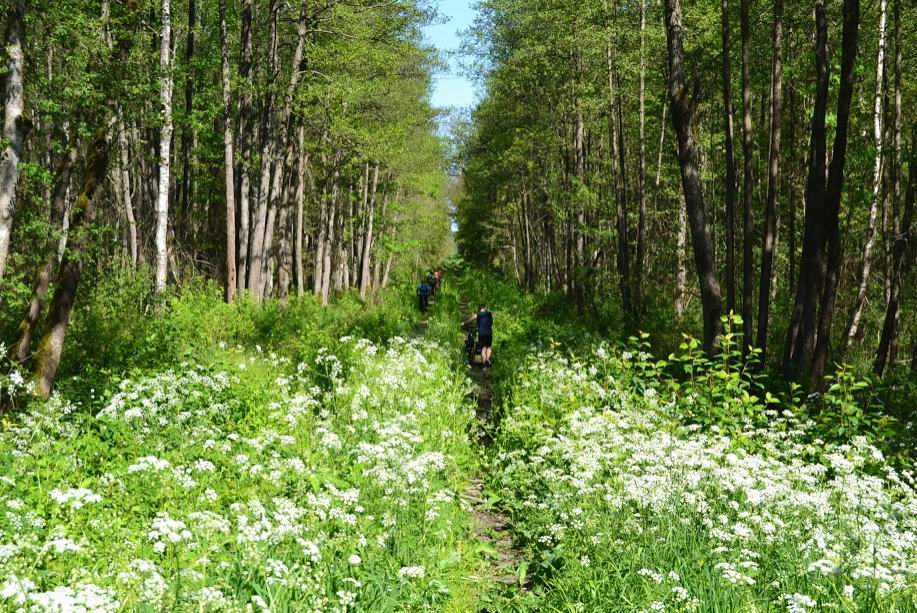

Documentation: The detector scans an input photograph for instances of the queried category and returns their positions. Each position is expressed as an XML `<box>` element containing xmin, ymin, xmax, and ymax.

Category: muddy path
<box><xmin>458</xmin><ymin>297</ymin><xmax>528</xmax><ymax>596</ymax></box>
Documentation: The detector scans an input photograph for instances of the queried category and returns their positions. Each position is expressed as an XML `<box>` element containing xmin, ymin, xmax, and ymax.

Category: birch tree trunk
<box><xmin>155</xmin><ymin>0</ymin><xmax>174</xmax><ymax>292</ymax></box>
<box><xmin>841</xmin><ymin>0</ymin><xmax>888</xmax><ymax>352</ymax></box>
<box><xmin>0</xmin><ymin>0</ymin><xmax>27</xmax><ymax>282</ymax></box>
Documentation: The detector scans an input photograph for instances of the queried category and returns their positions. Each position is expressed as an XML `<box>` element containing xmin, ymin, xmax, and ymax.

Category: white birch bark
<box><xmin>842</xmin><ymin>0</ymin><xmax>888</xmax><ymax>348</ymax></box>
<box><xmin>0</xmin><ymin>0</ymin><xmax>27</xmax><ymax>282</ymax></box>
<box><xmin>155</xmin><ymin>0</ymin><xmax>174</xmax><ymax>291</ymax></box>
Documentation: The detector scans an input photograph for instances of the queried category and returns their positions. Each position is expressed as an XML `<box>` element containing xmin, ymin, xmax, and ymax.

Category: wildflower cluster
<box><xmin>0</xmin><ymin>337</ymin><xmax>474</xmax><ymax>611</ymax></box>
<box><xmin>491</xmin><ymin>349</ymin><xmax>917</xmax><ymax>611</ymax></box>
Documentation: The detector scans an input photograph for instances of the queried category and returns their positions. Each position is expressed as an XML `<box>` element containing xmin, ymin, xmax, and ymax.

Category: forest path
<box><xmin>458</xmin><ymin>296</ymin><xmax>528</xmax><ymax>596</ymax></box>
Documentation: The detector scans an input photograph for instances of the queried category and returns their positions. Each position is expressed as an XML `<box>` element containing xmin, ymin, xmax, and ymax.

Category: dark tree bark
<box><xmin>720</xmin><ymin>0</ymin><xmax>738</xmax><ymax>316</ymax></box>
<box><xmin>665</xmin><ymin>0</ymin><xmax>724</xmax><ymax>354</ymax></box>
<box><xmin>874</xmin><ymin>121</ymin><xmax>914</xmax><ymax>376</ymax></box>
<box><xmin>34</xmin><ymin>131</ymin><xmax>110</xmax><ymax>398</ymax></box>
<box><xmin>635</xmin><ymin>0</ymin><xmax>647</xmax><ymax>315</ymax></box>
<box><xmin>574</xmin><ymin>104</ymin><xmax>587</xmax><ymax>313</ymax></box>
<box><xmin>756</xmin><ymin>0</ymin><xmax>784</xmax><ymax>359</ymax></box>
<box><xmin>11</xmin><ymin>145</ymin><xmax>76</xmax><ymax>364</ymax></box>
<box><xmin>236</xmin><ymin>0</ymin><xmax>253</xmax><ymax>298</ymax></box>
<box><xmin>739</xmin><ymin>0</ymin><xmax>755</xmax><ymax>353</ymax></box>
<box><xmin>178</xmin><ymin>0</ymin><xmax>195</xmax><ymax>233</ymax></box>
<box><xmin>784</xmin><ymin>0</ymin><xmax>829</xmax><ymax>375</ymax></box>
<box><xmin>810</xmin><ymin>0</ymin><xmax>861</xmax><ymax>387</ymax></box>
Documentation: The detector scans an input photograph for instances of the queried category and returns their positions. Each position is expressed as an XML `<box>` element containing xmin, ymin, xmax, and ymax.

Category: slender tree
<box><xmin>0</xmin><ymin>0</ymin><xmax>28</xmax><ymax>282</ymax></box>
<box><xmin>875</xmin><ymin>122</ymin><xmax>915</xmax><ymax>375</ymax></box>
<box><xmin>155</xmin><ymin>0</ymin><xmax>174</xmax><ymax>291</ymax></box>
<box><xmin>219</xmin><ymin>0</ymin><xmax>236</xmax><ymax>303</ymax></box>
<box><xmin>665</xmin><ymin>0</ymin><xmax>724</xmax><ymax>354</ymax></box>
<box><xmin>756</xmin><ymin>0</ymin><xmax>783</xmax><ymax>358</ymax></box>
<box><xmin>739</xmin><ymin>0</ymin><xmax>755</xmax><ymax>353</ymax></box>
<box><xmin>841</xmin><ymin>0</ymin><xmax>889</xmax><ymax>351</ymax></box>
<box><xmin>810</xmin><ymin>0</ymin><xmax>861</xmax><ymax>387</ymax></box>
<box><xmin>720</xmin><ymin>0</ymin><xmax>738</xmax><ymax>315</ymax></box>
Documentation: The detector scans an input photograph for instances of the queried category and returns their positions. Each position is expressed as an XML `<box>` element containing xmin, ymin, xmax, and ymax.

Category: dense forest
<box><xmin>0</xmin><ymin>0</ymin><xmax>451</xmax><ymax>395</ymax></box>
<box><xmin>456</xmin><ymin>0</ymin><xmax>917</xmax><ymax>387</ymax></box>
<box><xmin>1</xmin><ymin>0</ymin><xmax>917</xmax><ymax>610</ymax></box>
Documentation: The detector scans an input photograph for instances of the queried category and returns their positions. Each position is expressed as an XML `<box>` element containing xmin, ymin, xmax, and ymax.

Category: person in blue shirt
<box><xmin>417</xmin><ymin>280</ymin><xmax>431</xmax><ymax>312</ymax></box>
<box><xmin>464</xmin><ymin>303</ymin><xmax>493</xmax><ymax>367</ymax></box>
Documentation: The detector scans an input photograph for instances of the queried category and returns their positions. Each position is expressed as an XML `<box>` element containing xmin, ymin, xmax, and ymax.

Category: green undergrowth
<box><xmin>450</xmin><ymin>265</ymin><xmax>917</xmax><ymax>612</ymax></box>
<box><xmin>0</xmin><ymin>271</ymin><xmax>489</xmax><ymax>612</ymax></box>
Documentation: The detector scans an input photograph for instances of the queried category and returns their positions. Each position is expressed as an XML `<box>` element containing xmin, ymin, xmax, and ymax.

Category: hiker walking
<box><xmin>417</xmin><ymin>279</ymin><xmax>431</xmax><ymax>312</ymax></box>
<box><xmin>464</xmin><ymin>303</ymin><xmax>494</xmax><ymax>367</ymax></box>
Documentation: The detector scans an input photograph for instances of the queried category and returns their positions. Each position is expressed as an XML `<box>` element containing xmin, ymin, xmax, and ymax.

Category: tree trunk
<box><xmin>756</xmin><ymin>0</ymin><xmax>784</xmax><ymax>359</ymax></box>
<box><xmin>116</xmin><ymin>116</ymin><xmax>138</xmax><ymax>266</ymax></box>
<box><xmin>321</xmin><ymin>165</ymin><xmax>339</xmax><ymax>305</ymax></box>
<box><xmin>219</xmin><ymin>0</ymin><xmax>236</xmax><ymax>303</ymax></box>
<box><xmin>574</xmin><ymin>104</ymin><xmax>587</xmax><ymax>313</ymax></box>
<box><xmin>675</xmin><ymin>198</ymin><xmax>689</xmax><ymax>318</ymax></box>
<box><xmin>236</xmin><ymin>0</ymin><xmax>253</xmax><ymax>298</ymax></box>
<box><xmin>295</xmin><ymin>124</ymin><xmax>307</xmax><ymax>297</ymax></box>
<box><xmin>665</xmin><ymin>0</ymin><xmax>724</xmax><ymax>354</ymax></box>
<box><xmin>841</xmin><ymin>0</ymin><xmax>888</xmax><ymax>352</ymax></box>
<box><xmin>155</xmin><ymin>0</ymin><xmax>174</xmax><ymax>292</ymax></box>
<box><xmin>313</xmin><ymin>183</ymin><xmax>328</xmax><ymax>297</ymax></box>
<box><xmin>34</xmin><ymin>131</ymin><xmax>110</xmax><ymax>398</ymax></box>
<box><xmin>809</xmin><ymin>0</ymin><xmax>861</xmax><ymax>387</ymax></box>
<box><xmin>739</xmin><ymin>0</ymin><xmax>755</xmax><ymax>353</ymax></box>
<box><xmin>784</xmin><ymin>0</ymin><xmax>829</xmax><ymax>375</ymax></box>
<box><xmin>359</xmin><ymin>163</ymin><xmax>379</xmax><ymax>300</ymax></box>
<box><xmin>720</xmin><ymin>0</ymin><xmax>738</xmax><ymax>315</ymax></box>
<box><xmin>0</xmin><ymin>0</ymin><xmax>27</xmax><ymax>283</ymax></box>
<box><xmin>178</xmin><ymin>0</ymin><xmax>195</xmax><ymax>233</ymax></box>
<box><xmin>604</xmin><ymin>29</ymin><xmax>629</xmax><ymax>320</ymax></box>
<box><xmin>11</xmin><ymin>145</ymin><xmax>76</xmax><ymax>364</ymax></box>
<box><xmin>247</xmin><ymin>0</ymin><xmax>280</xmax><ymax>299</ymax></box>
<box><xmin>887</xmin><ymin>0</ymin><xmax>903</xmax><ymax>365</ymax></box>
<box><xmin>634</xmin><ymin>0</ymin><xmax>647</xmax><ymax>315</ymax></box>
<box><xmin>874</xmin><ymin>121</ymin><xmax>915</xmax><ymax>376</ymax></box>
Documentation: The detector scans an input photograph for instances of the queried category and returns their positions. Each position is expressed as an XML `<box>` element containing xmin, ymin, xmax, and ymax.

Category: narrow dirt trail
<box><xmin>458</xmin><ymin>297</ymin><xmax>528</xmax><ymax>594</ymax></box>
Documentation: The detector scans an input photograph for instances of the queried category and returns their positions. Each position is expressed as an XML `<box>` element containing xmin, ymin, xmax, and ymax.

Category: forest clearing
<box><xmin>1</xmin><ymin>0</ymin><xmax>917</xmax><ymax>610</ymax></box>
